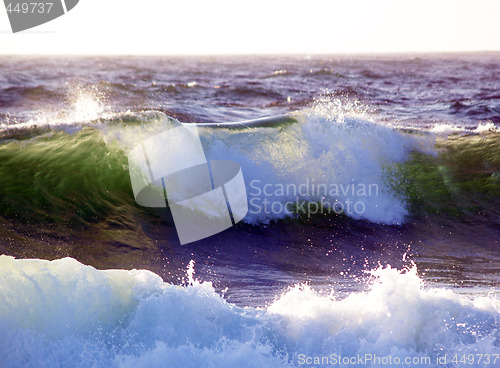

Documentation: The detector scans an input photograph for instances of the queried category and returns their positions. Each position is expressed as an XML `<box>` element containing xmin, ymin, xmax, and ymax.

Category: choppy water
<box><xmin>0</xmin><ymin>54</ymin><xmax>499</xmax><ymax>367</ymax></box>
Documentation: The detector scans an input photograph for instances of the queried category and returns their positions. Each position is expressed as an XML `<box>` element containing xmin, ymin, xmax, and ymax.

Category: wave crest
<box><xmin>0</xmin><ymin>256</ymin><xmax>498</xmax><ymax>367</ymax></box>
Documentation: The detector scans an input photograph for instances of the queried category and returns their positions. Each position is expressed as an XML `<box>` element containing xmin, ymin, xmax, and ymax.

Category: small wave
<box><xmin>466</xmin><ymin>105</ymin><xmax>495</xmax><ymax>116</ymax></box>
<box><xmin>450</xmin><ymin>99</ymin><xmax>472</xmax><ymax>110</ymax></box>
<box><xmin>360</xmin><ymin>70</ymin><xmax>386</xmax><ymax>79</ymax></box>
<box><xmin>175</xmin><ymin>81</ymin><xmax>201</xmax><ymax>89</ymax></box>
<box><xmin>0</xmin><ymin>85</ymin><xmax>64</xmax><ymax>107</ymax></box>
<box><xmin>215</xmin><ymin>86</ymin><xmax>283</xmax><ymax>100</ymax></box>
<box><xmin>261</xmin><ymin>70</ymin><xmax>292</xmax><ymax>79</ymax></box>
<box><xmin>474</xmin><ymin>92</ymin><xmax>500</xmax><ymax>101</ymax></box>
<box><xmin>305</xmin><ymin>68</ymin><xmax>345</xmax><ymax>78</ymax></box>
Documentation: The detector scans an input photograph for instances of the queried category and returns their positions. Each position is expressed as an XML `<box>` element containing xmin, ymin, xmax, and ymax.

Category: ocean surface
<box><xmin>0</xmin><ymin>54</ymin><xmax>499</xmax><ymax>367</ymax></box>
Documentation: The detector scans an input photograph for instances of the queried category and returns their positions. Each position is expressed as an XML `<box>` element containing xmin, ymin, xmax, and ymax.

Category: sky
<box><xmin>1</xmin><ymin>0</ymin><xmax>500</xmax><ymax>55</ymax></box>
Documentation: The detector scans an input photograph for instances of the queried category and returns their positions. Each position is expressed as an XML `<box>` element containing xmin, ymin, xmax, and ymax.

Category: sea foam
<box><xmin>198</xmin><ymin>101</ymin><xmax>435</xmax><ymax>225</ymax></box>
<box><xmin>0</xmin><ymin>256</ymin><xmax>498</xmax><ymax>367</ymax></box>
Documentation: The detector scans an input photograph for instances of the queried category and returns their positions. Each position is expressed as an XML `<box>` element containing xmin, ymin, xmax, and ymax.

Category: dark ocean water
<box><xmin>0</xmin><ymin>54</ymin><xmax>499</xmax><ymax>367</ymax></box>
<box><xmin>2</xmin><ymin>53</ymin><xmax>500</xmax><ymax>126</ymax></box>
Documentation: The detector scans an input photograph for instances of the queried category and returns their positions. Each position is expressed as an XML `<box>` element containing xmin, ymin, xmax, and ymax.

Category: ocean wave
<box><xmin>0</xmin><ymin>106</ymin><xmax>499</xmax><ymax>230</ymax></box>
<box><xmin>261</xmin><ymin>70</ymin><xmax>292</xmax><ymax>79</ymax></box>
<box><xmin>0</xmin><ymin>256</ymin><xmax>498</xmax><ymax>368</ymax></box>
<box><xmin>303</xmin><ymin>68</ymin><xmax>346</xmax><ymax>78</ymax></box>
<box><xmin>197</xmin><ymin>106</ymin><xmax>431</xmax><ymax>225</ymax></box>
<box><xmin>214</xmin><ymin>86</ymin><xmax>283</xmax><ymax>100</ymax></box>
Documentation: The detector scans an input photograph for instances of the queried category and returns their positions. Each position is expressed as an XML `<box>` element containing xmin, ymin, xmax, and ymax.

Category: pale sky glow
<box><xmin>1</xmin><ymin>0</ymin><xmax>500</xmax><ymax>55</ymax></box>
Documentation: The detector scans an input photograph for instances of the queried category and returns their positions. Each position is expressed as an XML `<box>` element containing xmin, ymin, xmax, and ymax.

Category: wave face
<box><xmin>1</xmin><ymin>107</ymin><xmax>498</xmax><ymax>229</ymax></box>
<box><xmin>0</xmin><ymin>256</ymin><xmax>498</xmax><ymax>368</ymax></box>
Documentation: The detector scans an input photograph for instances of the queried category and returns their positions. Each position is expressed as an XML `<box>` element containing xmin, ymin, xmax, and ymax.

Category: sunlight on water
<box><xmin>69</xmin><ymin>90</ymin><xmax>105</xmax><ymax>123</ymax></box>
<box><xmin>0</xmin><ymin>85</ymin><xmax>112</xmax><ymax>132</ymax></box>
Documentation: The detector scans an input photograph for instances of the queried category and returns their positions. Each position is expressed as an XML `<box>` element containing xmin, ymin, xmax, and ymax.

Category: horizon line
<box><xmin>1</xmin><ymin>50</ymin><xmax>500</xmax><ymax>57</ymax></box>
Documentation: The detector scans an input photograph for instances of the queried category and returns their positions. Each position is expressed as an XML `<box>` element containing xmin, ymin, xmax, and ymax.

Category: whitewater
<box><xmin>0</xmin><ymin>256</ymin><xmax>498</xmax><ymax>368</ymax></box>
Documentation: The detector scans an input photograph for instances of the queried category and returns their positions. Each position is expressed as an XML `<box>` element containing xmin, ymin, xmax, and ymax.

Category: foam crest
<box><xmin>474</xmin><ymin>121</ymin><xmax>498</xmax><ymax>134</ymax></box>
<box><xmin>0</xmin><ymin>256</ymin><xmax>498</xmax><ymax>368</ymax></box>
<box><xmin>199</xmin><ymin>100</ymin><xmax>435</xmax><ymax>224</ymax></box>
<box><xmin>430</xmin><ymin>123</ymin><xmax>465</xmax><ymax>135</ymax></box>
